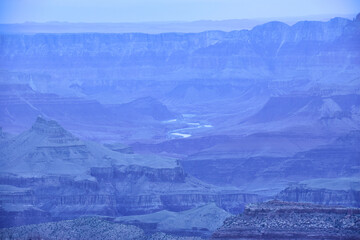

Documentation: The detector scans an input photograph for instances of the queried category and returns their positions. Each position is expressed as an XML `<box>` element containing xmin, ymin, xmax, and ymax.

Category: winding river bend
<box><xmin>164</xmin><ymin>116</ymin><xmax>213</xmax><ymax>139</ymax></box>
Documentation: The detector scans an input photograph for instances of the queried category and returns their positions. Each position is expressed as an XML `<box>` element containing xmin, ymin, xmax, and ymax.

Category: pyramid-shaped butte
<box><xmin>0</xmin><ymin>117</ymin><xmax>99</xmax><ymax>176</ymax></box>
<box><xmin>0</xmin><ymin>118</ymin><xmax>259</xmax><ymax>225</ymax></box>
<box><xmin>0</xmin><ymin>117</ymin><xmax>178</xmax><ymax>177</ymax></box>
<box><xmin>32</xmin><ymin>116</ymin><xmax>72</xmax><ymax>137</ymax></box>
<box><xmin>0</xmin><ymin>117</ymin><xmax>114</xmax><ymax>177</ymax></box>
<box><xmin>30</xmin><ymin>116</ymin><xmax>80</xmax><ymax>145</ymax></box>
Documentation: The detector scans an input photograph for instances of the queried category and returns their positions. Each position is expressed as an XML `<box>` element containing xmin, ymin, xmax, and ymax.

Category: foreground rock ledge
<box><xmin>211</xmin><ymin>200</ymin><xmax>360</xmax><ymax>240</ymax></box>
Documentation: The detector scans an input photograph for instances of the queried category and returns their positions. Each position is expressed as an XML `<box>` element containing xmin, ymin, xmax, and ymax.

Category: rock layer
<box><xmin>277</xmin><ymin>184</ymin><xmax>360</xmax><ymax>207</ymax></box>
<box><xmin>0</xmin><ymin>117</ymin><xmax>260</xmax><ymax>228</ymax></box>
<box><xmin>212</xmin><ymin>201</ymin><xmax>360</xmax><ymax>240</ymax></box>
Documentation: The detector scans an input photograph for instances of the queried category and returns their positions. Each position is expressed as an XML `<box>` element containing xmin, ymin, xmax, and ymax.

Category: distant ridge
<box><xmin>0</xmin><ymin>20</ymin><xmax>263</xmax><ymax>34</ymax></box>
<box><xmin>0</xmin><ymin>13</ymin><xmax>356</xmax><ymax>34</ymax></box>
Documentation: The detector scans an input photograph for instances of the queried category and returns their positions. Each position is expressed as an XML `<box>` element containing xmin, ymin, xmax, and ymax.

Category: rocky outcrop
<box><xmin>0</xmin><ymin>217</ymin><xmax>146</xmax><ymax>240</ymax></box>
<box><xmin>212</xmin><ymin>200</ymin><xmax>360</xmax><ymax>239</ymax></box>
<box><xmin>0</xmin><ymin>172</ymin><xmax>259</xmax><ymax>226</ymax></box>
<box><xmin>0</xmin><ymin>172</ymin><xmax>259</xmax><ymax>227</ymax></box>
<box><xmin>0</xmin><ymin>216</ymin><xmax>205</xmax><ymax>240</ymax></box>
<box><xmin>159</xmin><ymin>193</ymin><xmax>259</xmax><ymax>213</ymax></box>
<box><xmin>276</xmin><ymin>184</ymin><xmax>360</xmax><ymax>207</ymax></box>
<box><xmin>0</xmin><ymin>116</ymin><xmax>180</xmax><ymax>175</ymax></box>
<box><xmin>0</xmin><ymin>168</ymin><xmax>259</xmax><ymax>227</ymax></box>
<box><xmin>0</xmin><ymin>117</ymin><xmax>261</xmax><ymax>228</ymax></box>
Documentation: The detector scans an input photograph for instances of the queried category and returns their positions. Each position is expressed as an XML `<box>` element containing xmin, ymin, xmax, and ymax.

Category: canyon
<box><xmin>0</xmin><ymin>117</ymin><xmax>260</xmax><ymax>229</ymax></box>
<box><xmin>0</xmin><ymin>13</ymin><xmax>359</xmax><ymax>239</ymax></box>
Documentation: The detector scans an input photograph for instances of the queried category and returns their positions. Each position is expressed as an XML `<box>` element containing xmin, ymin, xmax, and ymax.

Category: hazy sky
<box><xmin>0</xmin><ymin>0</ymin><xmax>359</xmax><ymax>23</ymax></box>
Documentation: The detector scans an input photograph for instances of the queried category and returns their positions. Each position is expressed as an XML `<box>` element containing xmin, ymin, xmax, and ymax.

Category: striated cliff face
<box><xmin>276</xmin><ymin>182</ymin><xmax>360</xmax><ymax>207</ymax></box>
<box><xmin>0</xmin><ymin>172</ymin><xmax>259</xmax><ymax>227</ymax></box>
<box><xmin>179</xmin><ymin>130</ymin><xmax>360</xmax><ymax>197</ymax></box>
<box><xmin>211</xmin><ymin>200</ymin><xmax>360</xmax><ymax>240</ymax></box>
<box><xmin>0</xmin><ymin>17</ymin><xmax>359</xmax><ymax>97</ymax></box>
<box><xmin>0</xmin><ymin>117</ymin><xmax>261</xmax><ymax>228</ymax></box>
<box><xmin>0</xmin><ymin>116</ymin><xmax>179</xmax><ymax>176</ymax></box>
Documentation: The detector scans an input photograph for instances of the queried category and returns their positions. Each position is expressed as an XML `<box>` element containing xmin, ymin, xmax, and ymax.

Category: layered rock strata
<box><xmin>212</xmin><ymin>201</ymin><xmax>360</xmax><ymax>240</ymax></box>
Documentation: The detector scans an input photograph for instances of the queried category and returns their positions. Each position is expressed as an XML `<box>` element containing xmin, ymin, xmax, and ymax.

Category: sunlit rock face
<box><xmin>211</xmin><ymin>201</ymin><xmax>360</xmax><ymax>240</ymax></box>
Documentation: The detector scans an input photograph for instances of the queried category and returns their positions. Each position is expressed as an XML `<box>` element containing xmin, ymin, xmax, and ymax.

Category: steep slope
<box><xmin>1</xmin><ymin>16</ymin><xmax>359</xmax><ymax>145</ymax></box>
<box><xmin>0</xmin><ymin>116</ymin><xmax>177</xmax><ymax>177</ymax></box>
<box><xmin>0</xmin><ymin>117</ymin><xmax>261</xmax><ymax>228</ymax></box>
<box><xmin>116</xmin><ymin>203</ymin><xmax>231</xmax><ymax>236</ymax></box>
<box><xmin>0</xmin><ymin>84</ymin><xmax>182</xmax><ymax>142</ymax></box>
<box><xmin>107</xmin><ymin>96</ymin><xmax>179</xmax><ymax>121</ymax></box>
<box><xmin>131</xmin><ymin>92</ymin><xmax>360</xmax><ymax>157</ymax></box>
<box><xmin>180</xmin><ymin>131</ymin><xmax>360</xmax><ymax>196</ymax></box>
<box><xmin>240</xmin><ymin>94</ymin><xmax>360</xmax><ymax>136</ymax></box>
<box><xmin>0</xmin><ymin>16</ymin><xmax>359</xmax><ymax>100</ymax></box>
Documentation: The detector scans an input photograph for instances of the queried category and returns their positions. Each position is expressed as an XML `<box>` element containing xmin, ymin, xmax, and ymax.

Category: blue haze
<box><xmin>0</xmin><ymin>1</ymin><xmax>359</xmax><ymax>239</ymax></box>
<box><xmin>0</xmin><ymin>0</ymin><xmax>359</xmax><ymax>23</ymax></box>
